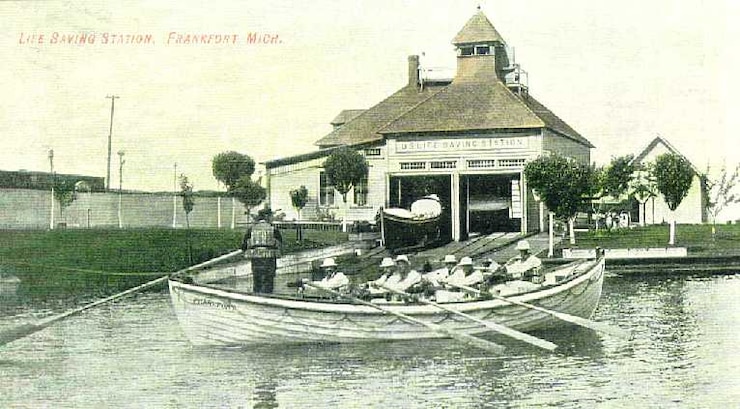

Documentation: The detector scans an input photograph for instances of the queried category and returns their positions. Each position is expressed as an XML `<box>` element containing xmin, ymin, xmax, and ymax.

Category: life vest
<box><xmin>249</xmin><ymin>222</ymin><xmax>278</xmax><ymax>248</ymax></box>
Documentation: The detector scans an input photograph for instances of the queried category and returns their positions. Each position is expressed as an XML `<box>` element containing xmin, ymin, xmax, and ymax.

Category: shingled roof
<box><xmin>315</xmin><ymin>80</ymin><xmax>591</xmax><ymax>148</ymax></box>
<box><xmin>330</xmin><ymin>109</ymin><xmax>366</xmax><ymax>127</ymax></box>
<box><xmin>314</xmin><ymin>84</ymin><xmax>445</xmax><ymax>148</ymax></box>
<box><xmin>452</xmin><ymin>10</ymin><xmax>505</xmax><ymax>45</ymax></box>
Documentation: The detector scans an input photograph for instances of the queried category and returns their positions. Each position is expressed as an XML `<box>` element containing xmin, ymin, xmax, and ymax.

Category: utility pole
<box><xmin>172</xmin><ymin>162</ymin><xmax>178</xmax><ymax>228</ymax></box>
<box><xmin>106</xmin><ymin>95</ymin><xmax>120</xmax><ymax>190</ymax></box>
<box><xmin>48</xmin><ymin>149</ymin><xmax>55</xmax><ymax>230</ymax></box>
<box><xmin>118</xmin><ymin>150</ymin><xmax>125</xmax><ymax>229</ymax></box>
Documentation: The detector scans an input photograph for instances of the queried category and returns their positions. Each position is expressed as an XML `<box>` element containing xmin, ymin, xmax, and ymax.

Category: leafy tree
<box><xmin>232</xmin><ymin>176</ymin><xmax>266</xmax><ymax>222</ymax></box>
<box><xmin>323</xmin><ymin>147</ymin><xmax>368</xmax><ymax>203</ymax></box>
<box><xmin>212</xmin><ymin>151</ymin><xmax>256</xmax><ymax>228</ymax></box>
<box><xmin>703</xmin><ymin>163</ymin><xmax>740</xmax><ymax>240</ymax></box>
<box><xmin>179</xmin><ymin>174</ymin><xmax>195</xmax><ymax>229</ymax></box>
<box><xmin>211</xmin><ymin>151</ymin><xmax>256</xmax><ymax>190</ymax></box>
<box><xmin>601</xmin><ymin>155</ymin><xmax>636</xmax><ymax>198</ymax></box>
<box><xmin>53</xmin><ymin>179</ymin><xmax>78</xmax><ymax>220</ymax></box>
<box><xmin>653</xmin><ymin>153</ymin><xmax>695</xmax><ymax>245</ymax></box>
<box><xmin>525</xmin><ymin>154</ymin><xmax>597</xmax><ymax>245</ymax></box>
<box><xmin>290</xmin><ymin>186</ymin><xmax>309</xmax><ymax>219</ymax></box>
<box><xmin>179</xmin><ymin>174</ymin><xmax>195</xmax><ymax>263</ymax></box>
<box><xmin>628</xmin><ymin>162</ymin><xmax>658</xmax><ymax>227</ymax></box>
<box><xmin>290</xmin><ymin>185</ymin><xmax>309</xmax><ymax>241</ymax></box>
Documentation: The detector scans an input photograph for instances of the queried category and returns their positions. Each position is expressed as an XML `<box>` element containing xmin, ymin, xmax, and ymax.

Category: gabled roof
<box><xmin>452</xmin><ymin>10</ymin><xmax>505</xmax><ymax>45</ymax></box>
<box><xmin>314</xmin><ymin>84</ymin><xmax>445</xmax><ymax>148</ymax></box>
<box><xmin>632</xmin><ymin>136</ymin><xmax>701</xmax><ymax>174</ymax></box>
<box><xmin>330</xmin><ymin>109</ymin><xmax>366</xmax><ymax>126</ymax></box>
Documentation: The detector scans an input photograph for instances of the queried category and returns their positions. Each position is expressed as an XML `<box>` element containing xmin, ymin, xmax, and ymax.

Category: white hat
<box><xmin>459</xmin><ymin>256</ymin><xmax>473</xmax><ymax>266</ymax></box>
<box><xmin>380</xmin><ymin>257</ymin><xmax>395</xmax><ymax>268</ymax></box>
<box><xmin>321</xmin><ymin>258</ymin><xmax>337</xmax><ymax>268</ymax></box>
<box><xmin>443</xmin><ymin>254</ymin><xmax>457</xmax><ymax>264</ymax></box>
<box><xmin>516</xmin><ymin>240</ymin><xmax>531</xmax><ymax>251</ymax></box>
<box><xmin>395</xmin><ymin>255</ymin><xmax>409</xmax><ymax>263</ymax></box>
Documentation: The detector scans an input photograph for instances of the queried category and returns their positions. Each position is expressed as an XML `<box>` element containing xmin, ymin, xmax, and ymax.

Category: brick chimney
<box><xmin>408</xmin><ymin>55</ymin><xmax>420</xmax><ymax>87</ymax></box>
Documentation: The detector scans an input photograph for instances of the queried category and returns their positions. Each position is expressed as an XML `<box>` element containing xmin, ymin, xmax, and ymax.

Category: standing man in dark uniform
<box><xmin>242</xmin><ymin>216</ymin><xmax>282</xmax><ymax>293</ymax></box>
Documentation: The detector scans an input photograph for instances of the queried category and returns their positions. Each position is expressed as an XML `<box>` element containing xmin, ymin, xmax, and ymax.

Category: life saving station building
<box><xmin>264</xmin><ymin>10</ymin><xmax>594</xmax><ymax>242</ymax></box>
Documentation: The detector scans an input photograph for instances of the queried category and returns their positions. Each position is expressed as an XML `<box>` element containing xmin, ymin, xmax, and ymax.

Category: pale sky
<box><xmin>2</xmin><ymin>1</ymin><xmax>738</xmax><ymax>207</ymax></box>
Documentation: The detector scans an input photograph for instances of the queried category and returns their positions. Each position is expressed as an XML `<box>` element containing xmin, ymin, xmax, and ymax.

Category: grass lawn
<box><xmin>567</xmin><ymin>223</ymin><xmax>740</xmax><ymax>257</ymax></box>
<box><xmin>0</xmin><ymin>227</ymin><xmax>348</xmax><ymax>274</ymax></box>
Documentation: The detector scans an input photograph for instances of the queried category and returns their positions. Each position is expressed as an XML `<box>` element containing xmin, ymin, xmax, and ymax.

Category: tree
<box><xmin>179</xmin><ymin>174</ymin><xmax>195</xmax><ymax>229</ymax></box>
<box><xmin>179</xmin><ymin>174</ymin><xmax>195</xmax><ymax>263</ymax></box>
<box><xmin>323</xmin><ymin>147</ymin><xmax>368</xmax><ymax>203</ymax></box>
<box><xmin>290</xmin><ymin>185</ymin><xmax>309</xmax><ymax>241</ymax></box>
<box><xmin>231</xmin><ymin>176</ymin><xmax>266</xmax><ymax>222</ymax></box>
<box><xmin>323</xmin><ymin>147</ymin><xmax>368</xmax><ymax>232</ymax></box>
<box><xmin>628</xmin><ymin>162</ymin><xmax>658</xmax><ymax>227</ymax></box>
<box><xmin>525</xmin><ymin>154</ymin><xmax>597</xmax><ymax>245</ymax></box>
<box><xmin>53</xmin><ymin>179</ymin><xmax>78</xmax><ymax>221</ymax></box>
<box><xmin>703</xmin><ymin>163</ymin><xmax>740</xmax><ymax>240</ymax></box>
<box><xmin>652</xmin><ymin>153</ymin><xmax>695</xmax><ymax>245</ymax></box>
<box><xmin>290</xmin><ymin>185</ymin><xmax>309</xmax><ymax>218</ymax></box>
<box><xmin>601</xmin><ymin>155</ymin><xmax>636</xmax><ymax>199</ymax></box>
<box><xmin>212</xmin><ymin>151</ymin><xmax>256</xmax><ymax>229</ymax></box>
<box><xmin>211</xmin><ymin>151</ymin><xmax>255</xmax><ymax>190</ymax></box>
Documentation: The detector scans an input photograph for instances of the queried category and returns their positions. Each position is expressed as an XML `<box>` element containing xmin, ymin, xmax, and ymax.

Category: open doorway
<box><xmin>463</xmin><ymin>174</ymin><xmax>521</xmax><ymax>235</ymax></box>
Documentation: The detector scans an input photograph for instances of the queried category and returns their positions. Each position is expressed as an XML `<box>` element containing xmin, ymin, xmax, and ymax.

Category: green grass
<box><xmin>0</xmin><ymin>227</ymin><xmax>348</xmax><ymax>274</ymax></box>
<box><xmin>568</xmin><ymin>224</ymin><xmax>740</xmax><ymax>257</ymax></box>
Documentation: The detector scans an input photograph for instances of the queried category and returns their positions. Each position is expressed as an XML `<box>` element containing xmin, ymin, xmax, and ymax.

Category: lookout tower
<box><xmin>452</xmin><ymin>9</ymin><xmax>528</xmax><ymax>93</ymax></box>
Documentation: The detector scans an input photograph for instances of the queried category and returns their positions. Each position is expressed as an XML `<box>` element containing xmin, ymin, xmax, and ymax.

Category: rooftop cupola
<box><xmin>452</xmin><ymin>9</ymin><xmax>511</xmax><ymax>82</ymax></box>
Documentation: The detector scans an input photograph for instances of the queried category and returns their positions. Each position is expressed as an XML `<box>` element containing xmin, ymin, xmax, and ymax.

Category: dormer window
<box><xmin>459</xmin><ymin>46</ymin><xmax>474</xmax><ymax>56</ymax></box>
<box><xmin>475</xmin><ymin>45</ymin><xmax>490</xmax><ymax>55</ymax></box>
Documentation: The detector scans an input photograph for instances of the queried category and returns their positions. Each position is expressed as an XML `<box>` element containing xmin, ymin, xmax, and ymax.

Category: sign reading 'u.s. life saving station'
<box><xmin>395</xmin><ymin>137</ymin><xmax>529</xmax><ymax>153</ymax></box>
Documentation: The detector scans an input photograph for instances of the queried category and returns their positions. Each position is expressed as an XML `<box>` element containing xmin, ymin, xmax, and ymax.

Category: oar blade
<box><xmin>554</xmin><ymin>312</ymin><xmax>633</xmax><ymax>340</ymax></box>
<box><xmin>0</xmin><ymin>323</ymin><xmax>42</xmax><ymax>347</ymax></box>
<box><xmin>441</xmin><ymin>328</ymin><xmax>506</xmax><ymax>354</ymax></box>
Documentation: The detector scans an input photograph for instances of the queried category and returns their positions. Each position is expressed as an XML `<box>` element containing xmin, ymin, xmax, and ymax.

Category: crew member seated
<box><xmin>308</xmin><ymin>257</ymin><xmax>349</xmax><ymax>291</ymax></box>
<box><xmin>423</xmin><ymin>254</ymin><xmax>457</xmax><ymax>285</ymax></box>
<box><xmin>383</xmin><ymin>255</ymin><xmax>421</xmax><ymax>293</ymax></box>
<box><xmin>367</xmin><ymin>257</ymin><xmax>396</xmax><ymax>295</ymax></box>
<box><xmin>443</xmin><ymin>256</ymin><xmax>484</xmax><ymax>288</ymax></box>
<box><xmin>504</xmin><ymin>240</ymin><xmax>542</xmax><ymax>281</ymax></box>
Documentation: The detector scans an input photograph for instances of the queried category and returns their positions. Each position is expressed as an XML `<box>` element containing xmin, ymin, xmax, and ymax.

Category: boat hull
<box><xmin>168</xmin><ymin>258</ymin><xmax>605</xmax><ymax>346</ymax></box>
<box><xmin>379</xmin><ymin>211</ymin><xmax>446</xmax><ymax>252</ymax></box>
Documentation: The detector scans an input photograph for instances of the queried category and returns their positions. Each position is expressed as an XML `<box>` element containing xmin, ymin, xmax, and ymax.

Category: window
<box><xmin>430</xmin><ymin>161</ymin><xmax>456</xmax><ymax>169</ymax></box>
<box><xmin>319</xmin><ymin>171</ymin><xmax>334</xmax><ymax>206</ymax></box>
<box><xmin>459</xmin><ymin>46</ymin><xmax>474</xmax><ymax>56</ymax></box>
<box><xmin>498</xmin><ymin>158</ymin><xmax>526</xmax><ymax>168</ymax></box>
<box><xmin>475</xmin><ymin>45</ymin><xmax>490</xmax><ymax>55</ymax></box>
<box><xmin>354</xmin><ymin>175</ymin><xmax>368</xmax><ymax>206</ymax></box>
<box><xmin>467</xmin><ymin>159</ymin><xmax>496</xmax><ymax>169</ymax></box>
<box><xmin>400</xmin><ymin>162</ymin><xmax>426</xmax><ymax>170</ymax></box>
<box><xmin>364</xmin><ymin>148</ymin><xmax>381</xmax><ymax>157</ymax></box>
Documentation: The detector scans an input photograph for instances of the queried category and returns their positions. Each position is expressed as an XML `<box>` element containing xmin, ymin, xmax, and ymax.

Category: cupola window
<box><xmin>475</xmin><ymin>45</ymin><xmax>490</xmax><ymax>55</ymax></box>
<box><xmin>459</xmin><ymin>46</ymin><xmax>474</xmax><ymax>56</ymax></box>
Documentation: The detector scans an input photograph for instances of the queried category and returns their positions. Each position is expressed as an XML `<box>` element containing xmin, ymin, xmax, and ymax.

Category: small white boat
<box><xmin>168</xmin><ymin>257</ymin><xmax>605</xmax><ymax>347</ymax></box>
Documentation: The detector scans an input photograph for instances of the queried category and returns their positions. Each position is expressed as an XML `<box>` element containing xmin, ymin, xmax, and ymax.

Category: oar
<box><xmin>378</xmin><ymin>284</ymin><xmax>557</xmax><ymax>351</ymax></box>
<box><xmin>447</xmin><ymin>282</ymin><xmax>633</xmax><ymax>340</ymax></box>
<box><xmin>302</xmin><ymin>282</ymin><xmax>505</xmax><ymax>354</ymax></box>
<box><xmin>0</xmin><ymin>249</ymin><xmax>244</xmax><ymax>348</ymax></box>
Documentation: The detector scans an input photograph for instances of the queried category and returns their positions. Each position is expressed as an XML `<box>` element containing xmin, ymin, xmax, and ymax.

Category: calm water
<box><xmin>1</xmin><ymin>270</ymin><xmax>739</xmax><ymax>408</ymax></box>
